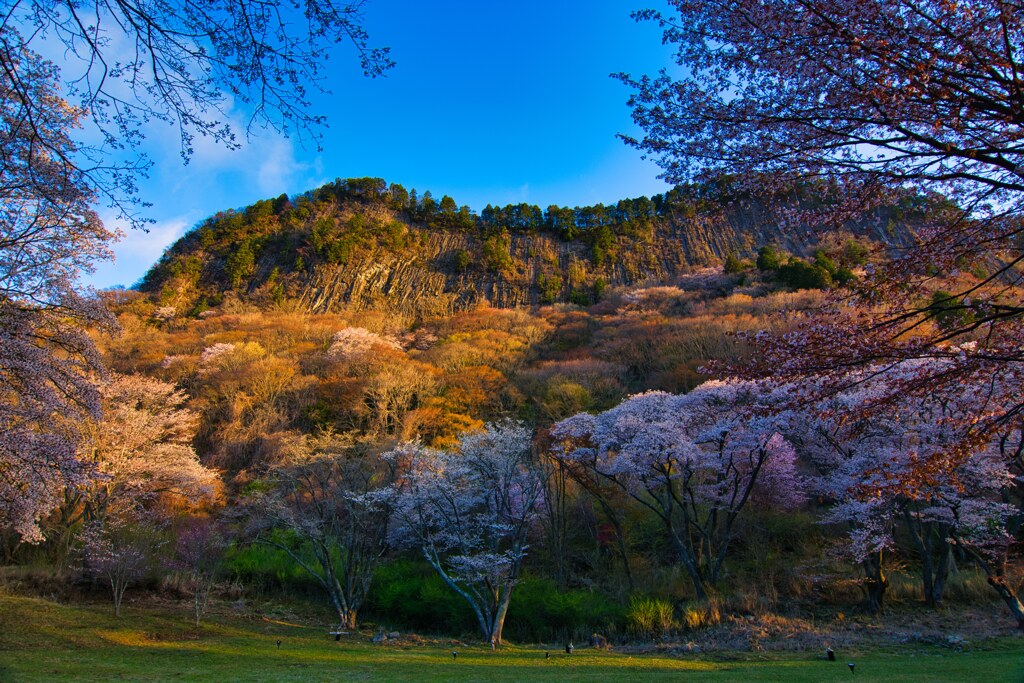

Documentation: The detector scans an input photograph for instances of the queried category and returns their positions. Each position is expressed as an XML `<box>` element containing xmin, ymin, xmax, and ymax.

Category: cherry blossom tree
<box><xmin>622</xmin><ymin>1</ymin><xmax>1024</xmax><ymax>205</ymax></box>
<box><xmin>792</xmin><ymin>378</ymin><xmax>909</xmax><ymax>614</ymax></box>
<box><xmin>200</xmin><ymin>343</ymin><xmax>238</xmax><ymax>367</ymax></box>
<box><xmin>623</xmin><ymin>1</ymin><xmax>1024</xmax><ymax>482</ymax></box>
<box><xmin>0</xmin><ymin>42</ymin><xmax>114</xmax><ymax>543</ymax></box>
<box><xmin>950</xmin><ymin>496</ymin><xmax>1024</xmax><ymax>630</ymax></box>
<box><xmin>327</xmin><ymin>328</ymin><xmax>402</xmax><ymax>360</ymax></box>
<box><xmin>384</xmin><ymin>422</ymin><xmax>544</xmax><ymax>647</ymax></box>
<box><xmin>1</xmin><ymin>0</ymin><xmax>391</xmax><ymax>542</ymax></box>
<box><xmin>791</xmin><ymin>360</ymin><xmax>1023</xmax><ymax>623</ymax></box>
<box><xmin>246</xmin><ymin>432</ymin><xmax>390</xmax><ymax>630</ymax></box>
<box><xmin>0</xmin><ymin>304</ymin><xmax>99</xmax><ymax>543</ymax></box>
<box><xmin>36</xmin><ymin>372</ymin><xmax>216</xmax><ymax>571</ymax></box>
<box><xmin>892</xmin><ymin>390</ymin><xmax>1013</xmax><ymax>610</ymax></box>
<box><xmin>173</xmin><ymin>518</ymin><xmax>227</xmax><ymax>626</ymax></box>
<box><xmin>82</xmin><ymin>514</ymin><xmax>165</xmax><ymax>617</ymax></box>
<box><xmin>0</xmin><ymin>36</ymin><xmax>115</xmax><ymax>305</ymax></box>
<box><xmin>551</xmin><ymin>380</ymin><xmax>804</xmax><ymax>600</ymax></box>
<box><xmin>74</xmin><ymin>373</ymin><xmax>220</xmax><ymax>523</ymax></box>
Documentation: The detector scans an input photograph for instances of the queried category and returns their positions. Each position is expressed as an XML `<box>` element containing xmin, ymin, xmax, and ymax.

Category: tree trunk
<box><xmin>488</xmin><ymin>584</ymin><xmax>514</xmax><ymax>647</ymax></box>
<box><xmin>543</xmin><ymin>460</ymin><xmax>570</xmax><ymax>591</ymax></box>
<box><xmin>987</xmin><ymin>575</ymin><xmax>1024</xmax><ymax>631</ymax></box>
<box><xmin>673</xmin><ymin>540</ymin><xmax>708</xmax><ymax>601</ymax></box>
<box><xmin>488</xmin><ymin>620</ymin><xmax>503</xmax><ymax>649</ymax></box>
<box><xmin>921</xmin><ymin>550</ymin><xmax>935</xmax><ymax>606</ymax></box>
<box><xmin>425</xmin><ymin>553</ymin><xmax>493</xmax><ymax>645</ymax></box>
<box><xmin>590</xmin><ymin>496</ymin><xmax>633</xmax><ymax>593</ymax></box>
<box><xmin>708</xmin><ymin>510</ymin><xmax>741</xmax><ymax>586</ymax></box>
<box><xmin>926</xmin><ymin>542</ymin><xmax>951</xmax><ymax>607</ymax></box>
<box><xmin>194</xmin><ymin>585</ymin><xmax>203</xmax><ymax>626</ymax></box>
<box><xmin>112</xmin><ymin>578</ymin><xmax>126</xmax><ymax>617</ymax></box>
<box><xmin>328</xmin><ymin>598</ymin><xmax>358</xmax><ymax>631</ymax></box>
<box><xmin>609</xmin><ymin>516</ymin><xmax>634</xmax><ymax>594</ymax></box>
<box><xmin>902</xmin><ymin>508</ymin><xmax>943</xmax><ymax>607</ymax></box>
<box><xmin>964</xmin><ymin>547</ymin><xmax>1024</xmax><ymax>631</ymax></box>
<box><xmin>662</xmin><ymin>511</ymin><xmax>708</xmax><ymax>600</ymax></box>
<box><xmin>321</xmin><ymin>572</ymin><xmax>351</xmax><ymax>631</ymax></box>
<box><xmin>323</xmin><ymin>562</ymin><xmax>358</xmax><ymax>630</ymax></box>
<box><xmin>192</xmin><ymin>573</ymin><xmax>215</xmax><ymax>626</ymax></box>
<box><xmin>862</xmin><ymin>551</ymin><xmax>887</xmax><ymax>615</ymax></box>
<box><xmin>468</xmin><ymin>603</ymin><xmax>491</xmax><ymax>646</ymax></box>
<box><xmin>1</xmin><ymin>531</ymin><xmax>20</xmax><ymax>565</ymax></box>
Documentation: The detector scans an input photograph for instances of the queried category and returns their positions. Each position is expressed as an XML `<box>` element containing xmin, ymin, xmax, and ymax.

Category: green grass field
<box><xmin>0</xmin><ymin>595</ymin><xmax>1021</xmax><ymax>682</ymax></box>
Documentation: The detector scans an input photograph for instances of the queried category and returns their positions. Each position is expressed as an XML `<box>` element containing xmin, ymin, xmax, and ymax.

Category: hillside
<box><xmin>139</xmin><ymin>177</ymin><xmax>923</xmax><ymax>317</ymax></box>
<box><xmin>48</xmin><ymin>178</ymin><xmax>1024</xmax><ymax>645</ymax></box>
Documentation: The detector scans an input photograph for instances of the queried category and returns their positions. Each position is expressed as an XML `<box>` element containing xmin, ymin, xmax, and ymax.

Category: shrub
<box><xmin>777</xmin><ymin>258</ymin><xmax>833</xmax><ymax>289</ymax></box>
<box><xmin>225</xmin><ymin>241</ymin><xmax>257</xmax><ymax>288</ymax></box>
<box><xmin>483</xmin><ymin>233</ymin><xmax>514</xmax><ymax>273</ymax></box>
<box><xmin>812</xmin><ymin>250</ymin><xmax>838</xmax><ymax>277</ymax></box>
<box><xmin>835</xmin><ymin>266</ymin><xmax>856</xmax><ymax>285</ymax></box>
<box><xmin>756</xmin><ymin>245</ymin><xmax>786</xmax><ymax>271</ymax></box>
<box><xmin>504</xmin><ymin>577</ymin><xmax>625</xmax><ymax>642</ymax></box>
<box><xmin>569</xmin><ymin>289</ymin><xmax>592</xmax><ymax>307</ymax></box>
<box><xmin>587</xmin><ymin>225</ymin><xmax>616</xmax><ymax>266</ymax></box>
<box><xmin>625</xmin><ymin>595</ymin><xmax>677</xmax><ymax>639</ymax></box>
<box><xmin>538</xmin><ymin>274</ymin><xmax>563</xmax><ymax>304</ymax></box>
<box><xmin>367</xmin><ymin>567</ymin><xmax>626</xmax><ymax>642</ymax></box>
<box><xmin>224</xmin><ymin>540</ymin><xmax>318</xmax><ymax>596</ymax></box>
<box><xmin>929</xmin><ymin>290</ymin><xmax>975</xmax><ymax>331</ymax></box>
<box><xmin>723</xmin><ymin>252</ymin><xmax>745</xmax><ymax>273</ymax></box>
<box><xmin>680</xmin><ymin>599</ymin><xmax>721</xmax><ymax>630</ymax></box>
<box><xmin>453</xmin><ymin>249</ymin><xmax>471</xmax><ymax>273</ymax></box>
<box><xmin>840</xmin><ymin>237</ymin><xmax>870</xmax><ymax>267</ymax></box>
<box><xmin>364</xmin><ymin>559</ymin><xmax>475</xmax><ymax>635</ymax></box>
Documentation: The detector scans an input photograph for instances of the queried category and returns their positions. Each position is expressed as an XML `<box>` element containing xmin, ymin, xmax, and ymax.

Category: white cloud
<box><xmin>84</xmin><ymin>214</ymin><xmax>193</xmax><ymax>290</ymax></box>
<box><xmin>256</xmin><ymin>137</ymin><xmax>308</xmax><ymax>195</ymax></box>
<box><xmin>156</xmin><ymin>120</ymin><xmax>324</xmax><ymax>201</ymax></box>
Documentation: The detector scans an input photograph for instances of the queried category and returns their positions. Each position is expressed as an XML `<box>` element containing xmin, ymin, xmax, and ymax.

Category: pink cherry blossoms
<box><xmin>383</xmin><ymin>421</ymin><xmax>543</xmax><ymax>646</ymax></box>
<box><xmin>789</xmin><ymin>357</ymin><xmax>1022</xmax><ymax>621</ymax></box>
<box><xmin>1</xmin><ymin>41</ymin><xmax>116</xmax><ymax>542</ymax></box>
<box><xmin>551</xmin><ymin>379</ymin><xmax>804</xmax><ymax>600</ymax></box>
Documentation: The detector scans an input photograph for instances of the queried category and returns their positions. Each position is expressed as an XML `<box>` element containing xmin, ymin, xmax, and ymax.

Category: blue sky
<box><xmin>86</xmin><ymin>1</ymin><xmax>676</xmax><ymax>289</ymax></box>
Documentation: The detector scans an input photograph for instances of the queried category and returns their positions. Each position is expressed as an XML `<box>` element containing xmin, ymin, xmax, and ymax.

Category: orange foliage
<box><xmin>95</xmin><ymin>276</ymin><xmax>807</xmax><ymax>475</ymax></box>
<box><xmin>401</xmin><ymin>398</ymin><xmax>485</xmax><ymax>449</ymax></box>
<box><xmin>441</xmin><ymin>365</ymin><xmax>507</xmax><ymax>415</ymax></box>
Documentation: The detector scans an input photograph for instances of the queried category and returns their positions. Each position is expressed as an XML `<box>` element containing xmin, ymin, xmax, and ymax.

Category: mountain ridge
<box><xmin>141</xmin><ymin>177</ymin><xmax>923</xmax><ymax>316</ymax></box>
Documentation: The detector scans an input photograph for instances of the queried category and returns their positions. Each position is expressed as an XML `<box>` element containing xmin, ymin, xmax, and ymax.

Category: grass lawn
<box><xmin>0</xmin><ymin>595</ymin><xmax>1021</xmax><ymax>682</ymax></box>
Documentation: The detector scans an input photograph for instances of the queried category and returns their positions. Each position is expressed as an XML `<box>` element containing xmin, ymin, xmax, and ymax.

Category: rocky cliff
<box><xmin>140</xmin><ymin>178</ymin><xmax>918</xmax><ymax>316</ymax></box>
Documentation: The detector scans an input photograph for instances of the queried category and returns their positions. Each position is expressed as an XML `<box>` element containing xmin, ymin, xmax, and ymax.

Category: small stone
<box><xmin>388</xmin><ymin>632</ymin><xmax>400</xmax><ymax>639</ymax></box>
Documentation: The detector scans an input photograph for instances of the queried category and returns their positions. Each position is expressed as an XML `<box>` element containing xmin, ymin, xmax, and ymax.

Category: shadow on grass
<box><xmin>2</xmin><ymin>596</ymin><xmax>1023</xmax><ymax>682</ymax></box>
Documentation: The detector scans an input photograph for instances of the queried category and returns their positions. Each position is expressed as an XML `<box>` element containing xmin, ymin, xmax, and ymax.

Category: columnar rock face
<box><xmin>292</xmin><ymin>220</ymin><xmax>734</xmax><ymax>315</ymax></box>
<box><xmin>141</xmin><ymin>181</ymin><xmax>917</xmax><ymax>317</ymax></box>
